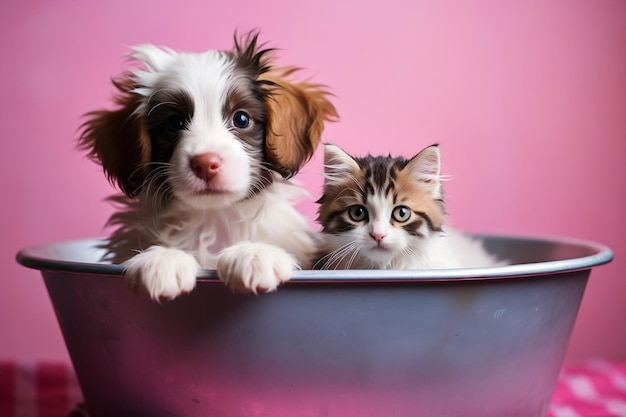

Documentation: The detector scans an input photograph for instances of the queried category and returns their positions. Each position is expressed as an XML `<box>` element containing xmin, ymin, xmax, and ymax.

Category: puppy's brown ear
<box><xmin>79</xmin><ymin>76</ymin><xmax>150</xmax><ymax>197</ymax></box>
<box><xmin>261</xmin><ymin>68</ymin><xmax>338</xmax><ymax>178</ymax></box>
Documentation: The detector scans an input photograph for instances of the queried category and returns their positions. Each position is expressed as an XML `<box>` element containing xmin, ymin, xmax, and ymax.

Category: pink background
<box><xmin>1</xmin><ymin>1</ymin><xmax>624</xmax><ymax>363</ymax></box>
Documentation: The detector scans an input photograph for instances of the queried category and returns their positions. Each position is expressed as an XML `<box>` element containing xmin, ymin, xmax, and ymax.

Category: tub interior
<box><xmin>17</xmin><ymin>234</ymin><xmax>614</xmax><ymax>281</ymax></box>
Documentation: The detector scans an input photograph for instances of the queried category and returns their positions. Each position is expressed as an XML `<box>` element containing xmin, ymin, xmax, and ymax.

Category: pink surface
<box><xmin>1</xmin><ymin>1</ymin><xmax>625</xmax><ymax>362</ymax></box>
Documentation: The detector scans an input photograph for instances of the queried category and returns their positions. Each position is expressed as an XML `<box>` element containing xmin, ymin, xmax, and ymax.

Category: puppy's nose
<box><xmin>190</xmin><ymin>153</ymin><xmax>222</xmax><ymax>182</ymax></box>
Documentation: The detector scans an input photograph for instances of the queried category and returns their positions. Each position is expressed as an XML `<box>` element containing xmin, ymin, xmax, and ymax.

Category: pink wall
<box><xmin>1</xmin><ymin>1</ymin><xmax>624</xmax><ymax>363</ymax></box>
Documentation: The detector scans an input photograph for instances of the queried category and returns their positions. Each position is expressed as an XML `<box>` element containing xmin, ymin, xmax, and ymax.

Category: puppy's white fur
<box><xmin>108</xmin><ymin>180</ymin><xmax>315</xmax><ymax>297</ymax></box>
<box><xmin>81</xmin><ymin>33</ymin><xmax>337</xmax><ymax>299</ymax></box>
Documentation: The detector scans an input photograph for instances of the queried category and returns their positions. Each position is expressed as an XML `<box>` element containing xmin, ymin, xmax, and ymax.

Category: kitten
<box><xmin>315</xmin><ymin>144</ymin><xmax>503</xmax><ymax>270</ymax></box>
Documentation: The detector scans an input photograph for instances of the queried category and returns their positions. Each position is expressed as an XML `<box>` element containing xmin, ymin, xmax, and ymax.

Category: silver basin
<box><xmin>16</xmin><ymin>234</ymin><xmax>613</xmax><ymax>417</ymax></box>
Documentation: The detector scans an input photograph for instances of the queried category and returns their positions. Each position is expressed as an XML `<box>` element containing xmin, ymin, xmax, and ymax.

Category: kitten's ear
<box><xmin>323</xmin><ymin>144</ymin><xmax>360</xmax><ymax>186</ymax></box>
<box><xmin>406</xmin><ymin>145</ymin><xmax>442</xmax><ymax>198</ymax></box>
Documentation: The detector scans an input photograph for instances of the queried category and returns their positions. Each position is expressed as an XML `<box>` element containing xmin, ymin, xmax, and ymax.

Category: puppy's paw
<box><xmin>124</xmin><ymin>246</ymin><xmax>200</xmax><ymax>301</ymax></box>
<box><xmin>217</xmin><ymin>242</ymin><xmax>296</xmax><ymax>293</ymax></box>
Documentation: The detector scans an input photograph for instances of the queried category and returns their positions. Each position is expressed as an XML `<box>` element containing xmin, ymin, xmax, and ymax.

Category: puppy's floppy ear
<box><xmin>261</xmin><ymin>68</ymin><xmax>338</xmax><ymax>178</ymax></box>
<box><xmin>79</xmin><ymin>76</ymin><xmax>150</xmax><ymax>197</ymax></box>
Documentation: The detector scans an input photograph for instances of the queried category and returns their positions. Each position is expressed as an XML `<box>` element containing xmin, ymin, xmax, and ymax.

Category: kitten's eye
<box><xmin>392</xmin><ymin>206</ymin><xmax>412</xmax><ymax>223</ymax></box>
<box><xmin>233</xmin><ymin>111</ymin><xmax>251</xmax><ymax>129</ymax></box>
<box><xmin>348</xmin><ymin>205</ymin><xmax>368</xmax><ymax>222</ymax></box>
<box><xmin>167</xmin><ymin>116</ymin><xmax>187</xmax><ymax>132</ymax></box>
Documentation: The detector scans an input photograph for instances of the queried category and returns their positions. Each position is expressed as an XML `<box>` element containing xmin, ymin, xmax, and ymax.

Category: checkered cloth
<box><xmin>0</xmin><ymin>361</ymin><xmax>83</xmax><ymax>417</ymax></box>
<box><xmin>547</xmin><ymin>360</ymin><xmax>626</xmax><ymax>417</ymax></box>
<box><xmin>1</xmin><ymin>359</ymin><xmax>626</xmax><ymax>416</ymax></box>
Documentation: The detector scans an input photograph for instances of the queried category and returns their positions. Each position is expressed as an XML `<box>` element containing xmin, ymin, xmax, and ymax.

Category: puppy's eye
<box><xmin>232</xmin><ymin>111</ymin><xmax>251</xmax><ymax>129</ymax></box>
<box><xmin>348</xmin><ymin>205</ymin><xmax>368</xmax><ymax>222</ymax></box>
<box><xmin>167</xmin><ymin>116</ymin><xmax>187</xmax><ymax>132</ymax></box>
<box><xmin>392</xmin><ymin>205</ymin><xmax>411</xmax><ymax>223</ymax></box>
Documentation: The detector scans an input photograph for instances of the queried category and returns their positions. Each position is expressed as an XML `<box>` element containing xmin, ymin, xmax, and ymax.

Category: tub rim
<box><xmin>16</xmin><ymin>234</ymin><xmax>613</xmax><ymax>283</ymax></box>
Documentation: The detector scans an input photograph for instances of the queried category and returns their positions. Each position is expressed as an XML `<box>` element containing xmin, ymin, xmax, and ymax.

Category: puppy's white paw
<box><xmin>217</xmin><ymin>242</ymin><xmax>296</xmax><ymax>293</ymax></box>
<box><xmin>124</xmin><ymin>246</ymin><xmax>200</xmax><ymax>301</ymax></box>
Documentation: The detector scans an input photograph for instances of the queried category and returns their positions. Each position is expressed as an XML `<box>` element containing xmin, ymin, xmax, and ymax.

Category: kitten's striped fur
<box><xmin>315</xmin><ymin>144</ymin><xmax>502</xmax><ymax>270</ymax></box>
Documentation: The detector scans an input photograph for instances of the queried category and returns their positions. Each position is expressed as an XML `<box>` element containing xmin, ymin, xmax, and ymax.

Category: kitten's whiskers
<box><xmin>315</xmin><ymin>240</ymin><xmax>360</xmax><ymax>270</ymax></box>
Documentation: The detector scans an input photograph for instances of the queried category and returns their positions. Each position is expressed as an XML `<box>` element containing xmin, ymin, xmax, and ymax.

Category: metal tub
<box><xmin>16</xmin><ymin>234</ymin><xmax>613</xmax><ymax>417</ymax></box>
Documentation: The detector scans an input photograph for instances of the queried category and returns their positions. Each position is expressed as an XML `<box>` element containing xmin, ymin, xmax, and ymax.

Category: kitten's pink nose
<box><xmin>370</xmin><ymin>232</ymin><xmax>386</xmax><ymax>245</ymax></box>
<box><xmin>190</xmin><ymin>153</ymin><xmax>222</xmax><ymax>182</ymax></box>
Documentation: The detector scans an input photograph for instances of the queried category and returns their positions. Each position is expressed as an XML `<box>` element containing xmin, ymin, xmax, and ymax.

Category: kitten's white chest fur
<box><xmin>318</xmin><ymin>227</ymin><xmax>502</xmax><ymax>270</ymax></box>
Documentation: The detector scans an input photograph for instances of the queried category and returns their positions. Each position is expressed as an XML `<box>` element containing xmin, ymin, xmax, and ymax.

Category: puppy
<box><xmin>79</xmin><ymin>32</ymin><xmax>337</xmax><ymax>299</ymax></box>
